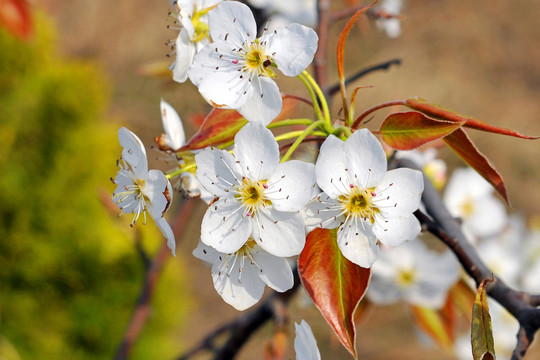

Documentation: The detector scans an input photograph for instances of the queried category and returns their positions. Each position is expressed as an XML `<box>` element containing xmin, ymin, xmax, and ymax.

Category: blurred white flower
<box><xmin>294</xmin><ymin>320</ymin><xmax>321</xmax><ymax>360</ymax></box>
<box><xmin>376</xmin><ymin>0</ymin><xmax>404</xmax><ymax>39</ymax></box>
<box><xmin>443</xmin><ymin>167</ymin><xmax>507</xmax><ymax>240</ymax></box>
<box><xmin>396</xmin><ymin>148</ymin><xmax>447</xmax><ymax>189</ymax></box>
<box><xmin>249</xmin><ymin>0</ymin><xmax>317</xmax><ymax>29</ymax></box>
<box><xmin>367</xmin><ymin>239</ymin><xmax>459</xmax><ymax>308</ymax></box>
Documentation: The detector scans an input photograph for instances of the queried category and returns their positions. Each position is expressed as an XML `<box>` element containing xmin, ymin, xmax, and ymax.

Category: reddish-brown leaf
<box><xmin>380</xmin><ymin>111</ymin><xmax>464</xmax><ymax>150</ymax></box>
<box><xmin>0</xmin><ymin>0</ymin><xmax>33</xmax><ymax>40</ymax></box>
<box><xmin>180</xmin><ymin>96</ymin><xmax>300</xmax><ymax>151</ymax></box>
<box><xmin>448</xmin><ymin>279</ymin><xmax>476</xmax><ymax>323</ymax></box>
<box><xmin>406</xmin><ymin>97</ymin><xmax>538</xmax><ymax>140</ymax></box>
<box><xmin>298</xmin><ymin>228</ymin><xmax>371</xmax><ymax>359</ymax></box>
<box><xmin>471</xmin><ymin>279</ymin><xmax>495</xmax><ymax>360</ymax></box>
<box><xmin>409</xmin><ymin>304</ymin><xmax>454</xmax><ymax>351</ymax></box>
<box><xmin>443</xmin><ymin>128</ymin><xmax>508</xmax><ymax>203</ymax></box>
<box><xmin>263</xmin><ymin>331</ymin><xmax>288</xmax><ymax>360</ymax></box>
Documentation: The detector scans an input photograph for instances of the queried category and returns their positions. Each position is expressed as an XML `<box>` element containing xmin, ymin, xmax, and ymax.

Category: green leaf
<box><xmin>380</xmin><ymin>111</ymin><xmax>463</xmax><ymax>150</ymax></box>
<box><xmin>443</xmin><ymin>128</ymin><xmax>508</xmax><ymax>203</ymax></box>
<box><xmin>471</xmin><ymin>280</ymin><xmax>496</xmax><ymax>360</ymax></box>
<box><xmin>405</xmin><ymin>97</ymin><xmax>538</xmax><ymax>140</ymax></box>
<box><xmin>298</xmin><ymin>228</ymin><xmax>371</xmax><ymax>359</ymax></box>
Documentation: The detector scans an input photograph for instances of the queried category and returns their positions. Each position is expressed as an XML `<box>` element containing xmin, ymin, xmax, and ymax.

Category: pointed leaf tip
<box><xmin>298</xmin><ymin>228</ymin><xmax>371</xmax><ymax>359</ymax></box>
<box><xmin>471</xmin><ymin>279</ymin><xmax>496</xmax><ymax>360</ymax></box>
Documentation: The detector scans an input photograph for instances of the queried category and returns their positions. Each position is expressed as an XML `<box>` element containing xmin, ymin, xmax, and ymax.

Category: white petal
<box><xmin>337</xmin><ymin>219</ymin><xmax>379</xmax><ymax>267</ymax></box>
<box><xmin>251</xmin><ymin>250</ymin><xmax>294</xmax><ymax>292</ymax></box>
<box><xmin>252</xmin><ymin>209</ymin><xmax>306</xmax><ymax>257</ymax></box>
<box><xmin>195</xmin><ymin>147</ymin><xmax>242</xmax><ymax>197</ymax></box>
<box><xmin>466</xmin><ymin>196</ymin><xmax>508</xmax><ymax>238</ymax></box>
<box><xmin>178</xmin><ymin>0</ymin><xmax>195</xmax><ymax>38</ymax></box>
<box><xmin>144</xmin><ymin>169</ymin><xmax>172</xmax><ymax>219</ymax></box>
<box><xmin>237</xmin><ymin>77</ymin><xmax>282</xmax><ymax>125</ymax></box>
<box><xmin>208</xmin><ymin>1</ymin><xmax>256</xmax><ymax>45</ymax></box>
<box><xmin>367</xmin><ymin>276</ymin><xmax>402</xmax><ymax>304</ymax></box>
<box><xmin>315</xmin><ymin>135</ymin><xmax>350</xmax><ymax>199</ymax></box>
<box><xmin>267</xmin><ymin>24</ymin><xmax>318</xmax><ymax>76</ymax></box>
<box><xmin>266</xmin><ymin>160</ymin><xmax>316</xmax><ymax>212</ymax></box>
<box><xmin>234</xmin><ymin>122</ymin><xmax>279</xmax><ymax>180</ymax></box>
<box><xmin>156</xmin><ymin>217</ymin><xmax>176</xmax><ymax>256</ymax></box>
<box><xmin>118</xmin><ymin>127</ymin><xmax>148</xmax><ymax>175</ymax></box>
<box><xmin>294</xmin><ymin>320</ymin><xmax>321</xmax><ymax>360</ymax></box>
<box><xmin>302</xmin><ymin>193</ymin><xmax>344</xmax><ymax>229</ymax></box>
<box><xmin>212</xmin><ymin>255</ymin><xmax>265</xmax><ymax>310</ymax></box>
<box><xmin>192</xmin><ymin>239</ymin><xmax>221</xmax><ymax>264</ymax></box>
<box><xmin>160</xmin><ymin>98</ymin><xmax>186</xmax><ymax>150</ymax></box>
<box><xmin>372</xmin><ymin>214</ymin><xmax>421</xmax><ymax>246</ymax></box>
<box><xmin>171</xmin><ymin>28</ymin><xmax>196</xmax><ymax>83</ymax></box>
<box><xmin>343</xmin><ymin>129</ymin><xmax>387</xmax><ymax>189</ymax></box>
<box><xmin>373</xmin><ymin>168</ymin><xmax>423</xmax><ymax>216</ymax></box>
<box><xmin>200</xmin><ymin>198</ymin><xmax>252</xmax><ymax>253</ymax></box>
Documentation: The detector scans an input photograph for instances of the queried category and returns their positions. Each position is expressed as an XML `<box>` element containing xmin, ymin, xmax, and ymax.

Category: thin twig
<box><xmin>114</xmin><ymin>199</ymin><xmax>197</xmax><ymax>360</ymax></box>
<box><xmin>314</xmin><ymin>0</ymin><xmax>331</xmax><ymax>92</ymax></box>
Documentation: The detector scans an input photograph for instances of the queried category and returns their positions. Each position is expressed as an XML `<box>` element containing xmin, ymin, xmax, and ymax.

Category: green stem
<box><xmin>333</xmin><ymin>126</ymin><xmax>352</xmax><ymax>139</ymax></box>
<box><xmin>297</xmin><ymin>73</ymin><xmax>325</xmax><ymax>124</ymax></box>
<box><xmin>267</xmin><ymin>118</ymin><xmax>314</xmax><ymax>129</ymax></box>
<box><xmin>280</xmin><ymin>120</ymin><xmax>327</xmax><ymax>162</ymax></box>
<box><xmin>166</xmin><ymin>162</ymin><xmax>196</xmax><ymax>180</ymax></box>
<box><xmin>302</xmin><ymin>70</ymin><xmax>332</xmax><ymax>128</ymax></box>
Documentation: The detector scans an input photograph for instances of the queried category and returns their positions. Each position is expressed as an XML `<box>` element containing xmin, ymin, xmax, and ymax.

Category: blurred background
<box><xmin>0</xmin><ymin>0</ymin><xmax>539</xmax><ymax>359</ymax></box>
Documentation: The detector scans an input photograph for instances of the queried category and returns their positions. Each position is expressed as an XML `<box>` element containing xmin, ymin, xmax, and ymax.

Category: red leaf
<box><xmin>298</xmin><ymin>228</ymin><xmax>371</xmax><ymax>359</ymax></box>
<box><xmin>380</xmin><ymin>111</ymin><xmax>463</xmax><ymax>150</ymax></box>
<box><xmin>0</xmin><ymin>0</ymin><xmax>32</xmax><ymax>40</ymax></box>
<box><xmin>443</xmin><ymin>128</ymin><xmax>508</xmax><ymax>203</ymax></box>
<box><xmin>409</xmin><ymin>305</ymin><xmax>454</xmax><ymax>351</ymax></box>
<box><xmin>406</xmin><ymin>97</ymin><xmax>538</xmax><ymax>140</ymax></box>
<box><xmin>180</xmin><ymin>96</ymin><xmax>300</xmax><ymax>151</ymax></box>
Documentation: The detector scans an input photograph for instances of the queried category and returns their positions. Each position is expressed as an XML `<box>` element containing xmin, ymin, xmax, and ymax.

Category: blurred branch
<box><xmin>114</xmin><ymin>198</ymin><xmax>197</xmax><ymax>360</ymax></box>
<box><xmin>314</xmin><ymin>0</ymin><xmax>331</xmax><ymax>92</ymax></box>
<box><xmin>325</xmin><ymin>58</ymin><xmax>402</xmax><ymax>97</ymax></box>
<box><xmin>177</xmin><ymin>268</ymin><xmax>301</xmax><ymax>360</ymax></box>
<box><xmin>396</xmin><ymin>158</ymin><xmax>540</xmax><ymax>360</ymax></box>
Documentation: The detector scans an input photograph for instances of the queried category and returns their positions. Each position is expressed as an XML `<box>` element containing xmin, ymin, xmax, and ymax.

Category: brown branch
<box><xmin>177</xmin><ymin>268</ymin><xmax>301</xmax><ymax>360</ymax></box>
<box><xmin>396</xmin><ymin>158</ymin><xmax>540</xmax><ymax>360</ymax></box>
<box><xmin>114</xmin><ymin>199</ymin><xmax>198</xmax><ymax>360</ymax></box>
<box><xmin>352</xmin><ymin>99</ymin><xmax>406</xmax><ymax>128</ymax></box>
<box><xmin>314</xmin><ymin>0</ymin><xmax>331</xmax><ymax>91</ymax></box>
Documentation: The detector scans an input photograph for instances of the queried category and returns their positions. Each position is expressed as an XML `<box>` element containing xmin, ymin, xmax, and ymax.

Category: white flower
<box><xmin>443</xmin><ymin>167</ymin><xmax>508</xmax><ymax>239</ymax></box>
<box><xmin>193</xmin><ymin>239</ymin><xmax>294</xmax><ymax>310</ymax></box>
<box><xmin>188</xmin><ymin>1</ymin><xmax>318</xmax><ymax>125</ymax></box>
<box><xmin>396</xmin><ymin>148</ymin><xmax>447</xmax><ymax>189</ymax></box>
<box><xmin>111</xmin><ymin>127</ymin><xmax>176</xmax><ymax>254</ymax></box>
<box><xmin>169</xmin><ymin>0</ymin><xmax>222</xmax><ymax>83</ymax></box>
<box><xmin>304</xmin><ymin>129</ymin><xmax>424</xmax><ymax>268</ymax></box>
<box><xmin>376</xmin><ymin>0</ymin><xmax>404</xmax><ymax>39</ymax></box>
<box><xmin>248</xmin><ymin>0</ymin><xmax>317</xmax><ymax>29</ymax></box>
<box><xmin>195</xmin><ymin>122</ymin><xmax>316</xmax><ymax>257</ymax></box>
<box><xmin>294</xmin><ymin>320</ymin><xmax>321</xmax><ymax>360</ymax></box>
<box><xmin>367</xmin><ymin>239</ymin><xmax>459</xmax><ymax>308</ymax></box>
<box><xmin>159</xmin><ymin>98</ymin><xmax>186</xmax><ymax>151</ymax></box>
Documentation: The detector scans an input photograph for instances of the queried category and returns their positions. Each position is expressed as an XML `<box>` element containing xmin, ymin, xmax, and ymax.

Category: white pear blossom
<box><xmin>376</xmin><ymin>0</ymin><xmax>404</xmax><ymax>39</ymax></box>
<box><xmin>248</xmin><ymin>0</ymin><xmax>317</xmax><ymax>29</ymax></box>
<box><xmin>195</xmin><ymin>122</ymin><xmax>316</xmax><ymax>257</ymax></box>
<box><xmin>294</xmin><ymin>320</ymin><xmax>321</xmax><ymax>360</ymax></box>
<box><xmin>169</xmin><ymin>0</ymin><xmax>222</xmax><ymax>83</ymax></box>
<box><xmin>188</xmin><ymin>1</ymin><xmax>318</xmax><ymax>125</ymax></box>
<box><xmin>159</xmin><ymin>98</ymin><xmax>186</xmax><ymax>151</ymax></box>
<box><xmin>367</xmin><ymin>239</ymin><xmax>460</xmax><ymax>308</ymax></box>
<box><xmin>443</xmin><ymin>167</ymin><xmax>508</xmax><ymax>240</ymax></box>
<box><xmin>111</xmin><ymin>127</ymin><xmax>176</xmax><ymax>254</ymax></box>
<box><xmin>193</xmin><ymin>239</ymin><xmax>294</xmax><ymax>310</ymax></box>
<box><xmin>396</xmin><ymin>148</ymin><xmax>447</xmax><ymax>189</ymax></box>
<box><xmin>304</xmin><ymin>129</ymin><xmax>424</xmax><ymax>268</ymax></box>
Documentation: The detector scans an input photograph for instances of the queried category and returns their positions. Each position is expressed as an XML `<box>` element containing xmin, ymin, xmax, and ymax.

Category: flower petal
<box><xmin>160</xmin><ymin>98</ymin><xmax>186</xmax><ymax>150</ymax></box>
<box><xmin>144</xmin><ymin>169</ymin><xmax>172</xmax><ymax>218</ymax></box>
<box><xmin>267</xmin><ymin>23</ymin><xmax>318</xmax><ymax>76</ymax></box>
<box><xmin>171</xmin><ymin>28</ymin><xmax>196</xmax><ymax>83</ymax></box>
<box><xmin>234</xmin><ymin>122</ymin><xmax>279</xmax><ymax>180</ymax></box>
<box><xmin>294</xmin><ymin>320</ymin><xmax>321</xmax><ymax>360</ymax></box>
<box><xmin>253</xmin><ymin>209</ymin><xmax>306</xmax><ymax>257</ymax></box>
<box><xmin>315</xmin><ymin>135</ymin><xmax>350</xmax><ymax>199</ymax></box>
<box><xmin>237</xmin><ymin>77</ymin><xmax>282</xmax><ymax>125</ymax></box>
<box><xmin>302</xmin><ymin>193</ymin><xmax>344</xmax><ymax>229</ymax></box>
<box><xmin>156</xmin><ymin>217</ymin><xmax>176</xmax><ymax>256</ymax></box>
<box><xmin>343</xmin><ymin>129</ymin><xmax>387</xmax><ymax>189</ymax></box>
<box><xmin>212</xmin><ymin>255</ymin><xmax>265</xmax><ymax>310</ymax></box>
<box><xmin>372</xmin><ymin>213</ymin><xmax>421</xmax><ymax>246</ymax></box>
<box><xmin>208</xmin><ymin>1</ymin><xmax>256</xmax><ymax>45</ymax></box>
<box><xmin>118</xmin><ymin>127</ymin><xmax>148</xmax><ymax>175</ymax></box>
<box><xmin>200</xmin><ymin>197</ymin><xmax>252</xmax><ymax>253</ymax></box>
<box><xmin>266</xmin><ymin>160</ymin><xmax>316</xmax><ymax>212</ymax></box>
<box><xmin>252</xmin><ymin>250</ymin><xmax>294</xmax><ymax>292</ymax></box>
<box><xmin>192</xmin><ymin>239</ymin><xmax>221</xmax><ymax>264</ymax></box>
<box><xmin>337</xmin><ymin>218</ymin><xmax>379</xmax><ymax>267</ymax></box>
<box><xmin>195</xmin><ymin>147</ymin><xmax>242</xmax><ymax>197</ymax></box>
<box><xmin>373</xmin><ymin>168</ymin><xmax>423</xmax><ymax>216</ymax></box>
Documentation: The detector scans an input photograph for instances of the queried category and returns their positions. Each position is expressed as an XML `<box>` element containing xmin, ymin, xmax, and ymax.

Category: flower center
<box><xmin>237</xmin><ymin>239</ymin><xmax>257</xmax><ymax>257</ymax></box>
<box><xmin>191</xmin><ymin>8</ymin><xmax>210</xmax><ymax>42</ymax></box>
<box><xmin>397</xmin><ymin>268</ymin><xmax>416</xmax><ymax>288</ymax></box>
<box><xmin>236</xmin><ymin>178</ymin><xmax>270</xmax><ymax>216</ymax></box>
<box><xmin>240</xmin><ymin>42</ymin><xmax>274</xmax><ymax>78</ymax></box>
<box><xmin>340</xmin><ymin>187</ymin><xmax>380</xmax><ymax>224</ymax></box>
<box><xmin>460</xmin><ymin>197</ymin><xmax>476</xmax><ymax>217</ymax></box>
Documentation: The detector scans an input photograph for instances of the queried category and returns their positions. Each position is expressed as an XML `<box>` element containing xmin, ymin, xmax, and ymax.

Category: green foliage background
<box><xmin>0</xmin><ymin>13</ymin><xmax>190</xmax><ymax>360</ymax></box>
